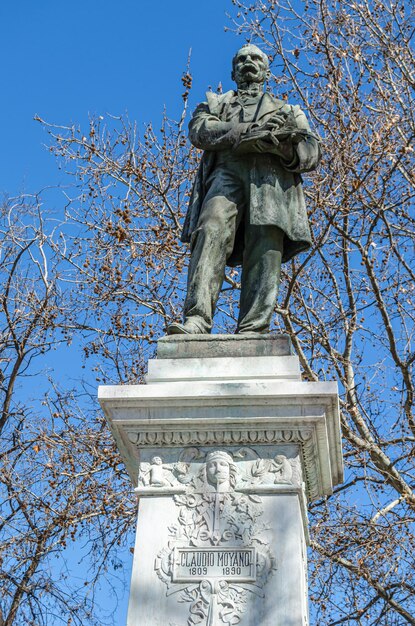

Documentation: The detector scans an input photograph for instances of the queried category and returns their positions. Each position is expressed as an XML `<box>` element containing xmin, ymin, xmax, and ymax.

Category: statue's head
<box><xmin>205</xmin><ymin>450</ymin><xmax>236</xmax><ymax>491</ymax></box>
<box><xmin>231</xmin><ymin>44</ymin><xmax>270</xmax><ymax>87</ymax></box>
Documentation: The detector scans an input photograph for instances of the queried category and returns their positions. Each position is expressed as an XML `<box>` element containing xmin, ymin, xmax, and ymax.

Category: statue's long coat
<box><xmin>181</xmin><ymin>90</ymin><xmax>321</xmax><ymax>266</ymax></box>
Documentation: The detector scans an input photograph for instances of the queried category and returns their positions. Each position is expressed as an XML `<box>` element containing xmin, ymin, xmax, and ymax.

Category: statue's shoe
<box><xmin>167</xmin><ymin>319</ymin><xmax>208</xmax><ymax>335</ymax></box>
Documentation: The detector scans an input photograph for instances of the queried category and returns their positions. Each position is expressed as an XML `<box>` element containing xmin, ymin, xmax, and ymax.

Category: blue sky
<box><xmin>0</xmin><ymin>0</ymin><xmax>243</xmax><ymax>196</ymax></box>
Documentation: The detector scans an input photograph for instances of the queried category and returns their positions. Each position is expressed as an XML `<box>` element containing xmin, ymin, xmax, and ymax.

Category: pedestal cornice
<box><xmin>99</xmin><ymin>378</ymin><xmax>343</xmax><ymax>502</ymax></box>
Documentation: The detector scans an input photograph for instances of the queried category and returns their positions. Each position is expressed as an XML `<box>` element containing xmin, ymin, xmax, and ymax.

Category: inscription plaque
<box><xmin>172</xmin><ymin>547</ymin><xmax>256</xmax><ymax>583</ymax></box>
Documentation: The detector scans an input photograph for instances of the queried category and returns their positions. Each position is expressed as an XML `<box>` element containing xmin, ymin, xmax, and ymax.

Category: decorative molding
<box><xmin>301</xmin><ymin>434</ymin><xmax>322</xmax><ymax>501</ymax></box>
<box><xmin>128</xmin><ymin>428</ymin><xmax>313</xmax><ymax>448</ymax></box>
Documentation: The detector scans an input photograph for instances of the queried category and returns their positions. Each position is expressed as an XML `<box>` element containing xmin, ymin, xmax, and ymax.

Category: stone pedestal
<box><xmin>98</xmin><ymin>335</ymin><xmax>343</xmax><ymax>626</ymax></box>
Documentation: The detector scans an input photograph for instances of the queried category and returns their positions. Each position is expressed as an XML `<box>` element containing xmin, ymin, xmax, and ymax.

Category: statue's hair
<box><xmin>206</xmin><ymin>450</ymin><xmax>233</xmax><ymax>464</ymax></box>
<box><xmin>232</xmin><ymin>44</ymin><xmax>269</xmax><ymax>71</ymax></box>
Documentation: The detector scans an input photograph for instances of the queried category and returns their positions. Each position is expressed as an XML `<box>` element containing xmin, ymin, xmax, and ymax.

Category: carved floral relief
<box><xmin>152</xmin><ymin>448</ymin><xmax>286</xmax><ymax>626</ymax></box>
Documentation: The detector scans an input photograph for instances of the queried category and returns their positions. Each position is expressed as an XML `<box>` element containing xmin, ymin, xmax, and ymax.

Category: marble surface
<box><xmin>99</xmin><ymin>336</ymin><xmax>343</xmax><ymax>626</ymax></box>
<box><xmin>146</xmin><ymin>354</ymin><xmax>300</xmax><ymax>383</ymax></box>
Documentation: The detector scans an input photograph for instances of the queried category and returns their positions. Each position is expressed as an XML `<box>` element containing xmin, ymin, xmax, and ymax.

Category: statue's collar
<box><xmin>236</xmin><ymin>85</ymin><xmax>263</xmax><ymax>98</ymax></box>
<box><xmin>206</xmin><ymin>90</ymin><xmax>286</xmax><ymax>119</ymax></box>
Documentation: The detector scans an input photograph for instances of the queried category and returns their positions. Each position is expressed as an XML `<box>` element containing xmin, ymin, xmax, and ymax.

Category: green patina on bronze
<box><xmin>169</xmin><ymin>44</ymin><xmax>321</xmax><ymax>336</ymax></box>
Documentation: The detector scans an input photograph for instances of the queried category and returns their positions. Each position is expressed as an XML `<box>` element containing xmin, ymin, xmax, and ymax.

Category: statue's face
<box><xmin>232</xmin><ymin>46</ymin><xmax>269</xmax><ymax>86</ymax></box>
<box><xmin>206</xmin><ymin>459</ymin><xmax>230</xmax><ymax>486</ymax></box>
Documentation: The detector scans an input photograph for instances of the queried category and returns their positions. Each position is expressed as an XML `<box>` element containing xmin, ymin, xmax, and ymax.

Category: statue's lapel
<box><xmin>255</xmin><ymin>92</ymin><xmax>288</xmax><ymax>123</ymax></box>
<box><xmin>206</xmin><ymin>90</ymin><xmax>289</xmax><ymax>123</ymax></box>
<box><xmin>206</xmin><ymin>90</ymin><xmax>235</xmax><ymax>117</ymax></box>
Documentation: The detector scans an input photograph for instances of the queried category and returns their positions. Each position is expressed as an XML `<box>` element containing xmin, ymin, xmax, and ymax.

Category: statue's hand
<box><xmin>227</xmin><ymin>122</ymin><xmax>251</xmax><ymax>147</ymax></box>
<box><xmin>261</xmin><ymin>117</ymin><xmax>287</xmax><ymax>133</ymax></box>
<box><xmin>270</xmin><ymin>128</ymin><xmax>308</xmax><ymax>144</ymax></box>
<box><xmin>274</xmin><ymin>139</ymin><xmax>295</xmax><ymax>161</ymax></box>
<box><xmin>233</xmin><ymin>128</ymin><xmax>273</xmax><ymax>153</ymax></box>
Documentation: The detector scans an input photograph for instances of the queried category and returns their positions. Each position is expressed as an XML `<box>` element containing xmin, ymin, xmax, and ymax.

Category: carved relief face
<box><xmin>232</xmin><ymin>45</ymin><xmax>270</xmax><ymax>86</ymax></box>
<box><xmin>206</xmin><ymin>459</ymin><xmax>230</xmax><ymax>487</ymax></box>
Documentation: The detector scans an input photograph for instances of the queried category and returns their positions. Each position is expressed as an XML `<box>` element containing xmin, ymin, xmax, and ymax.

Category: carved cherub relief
<box><xmin>138</xmin><ymin>455</ymin><xmax>175</xmax><ymax>488</ymax></box>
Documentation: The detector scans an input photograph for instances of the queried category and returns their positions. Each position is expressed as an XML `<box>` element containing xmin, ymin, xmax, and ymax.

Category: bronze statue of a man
<box><xmin>168</xmin><ymin>44</ymin><xmax>321</xmax><ymax>335</ymax></box>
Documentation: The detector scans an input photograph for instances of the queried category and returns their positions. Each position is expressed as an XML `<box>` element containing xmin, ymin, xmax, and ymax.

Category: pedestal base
<box><xmin>99</xmin><ymin>335</ymin><xmax>343</xmax><ymax>626</ymax></box>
